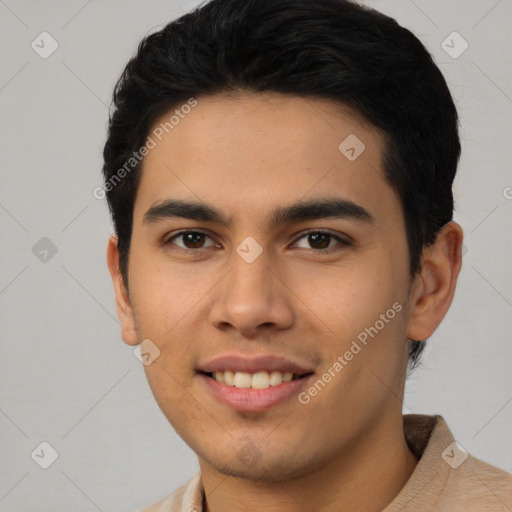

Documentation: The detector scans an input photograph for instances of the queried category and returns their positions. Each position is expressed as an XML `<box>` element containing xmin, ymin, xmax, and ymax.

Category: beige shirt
<box><xmin>141</xmin><ymin>415</ymin><xmax>512</xmax><ymax>511</ymax></box>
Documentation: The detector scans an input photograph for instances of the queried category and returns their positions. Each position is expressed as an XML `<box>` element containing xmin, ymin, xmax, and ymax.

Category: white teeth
<box><xmin>210</xmin><ymin>370</ymin><xmax>299</xmax><ymax>389</ymax></box>
<box><xmin>269</xmin><ymin>371</ymin><xmax>283</xmax><ymax>386</ymax></box>
<box><xmin>223</xmin><ymin>371</ymin><xmax>235</xmax><ymax>386</ymax></box>
<box><xmin>233</xmin><ymin>372</ymin><xmax>252</xmax><ymax>388</ymax></box>
<box><xmin>251</xmin><ymin>371</ymin><xmax>270</xmax><ymax>389</ymax></box>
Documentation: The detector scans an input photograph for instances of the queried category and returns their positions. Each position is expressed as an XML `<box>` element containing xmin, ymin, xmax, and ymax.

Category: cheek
<box><xmin>293</xmin><ymin>260</ymin><xmax>409</xmax><ymax>400</ymax></box>
<box><xmin>143</xmin><ymin>361</ymin><xmax>196</xmax><ymax>437</ymax></box>
<box><xmin>128</xmin><ymin>256</ymin><xmax>211</xmax><ymax>337</ymax></box>
<box><xmin>292</xmin><ymin>261</ymin><xmax>401</xmax><ymax>340</ymax></box>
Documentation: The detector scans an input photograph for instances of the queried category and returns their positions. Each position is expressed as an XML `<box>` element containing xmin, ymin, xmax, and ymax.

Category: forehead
<box><xmin>134</xmin><ymin>92</ymin><xmax>400</xmax><ymax>227</ymax></box>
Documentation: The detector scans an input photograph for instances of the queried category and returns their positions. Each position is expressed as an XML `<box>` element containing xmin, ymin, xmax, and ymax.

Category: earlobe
<box><xmin>406</xmin><ymin>221</ymin><xmax>463</xmax><ymax>342</ymax></box>
<box><xmin>106</xmin><ymin>236</ymin><xmax>139</xmax><ymax>346</ymax></box>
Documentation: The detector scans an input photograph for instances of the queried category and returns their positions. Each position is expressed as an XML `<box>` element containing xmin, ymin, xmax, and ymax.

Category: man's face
<box><xmin>124</xmin><ymin>93</ymin><xmax>414</xmax><ymax>480</ymax></box>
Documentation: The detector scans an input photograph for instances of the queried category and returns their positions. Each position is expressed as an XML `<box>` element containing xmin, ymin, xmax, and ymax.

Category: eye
<box><xmin>162</xmin><ymin>229</ymin><xmax>350</xmax><ymax>254</ymax></box>
<box><xmin>163</xmin><ymin>230</ymin><xmax>219</xmax><ymax>251</ymax></box>
<box><xmin>292</xmin><ymin>231</ymin><xmax>350</xmax><ymax>253</ymax></box>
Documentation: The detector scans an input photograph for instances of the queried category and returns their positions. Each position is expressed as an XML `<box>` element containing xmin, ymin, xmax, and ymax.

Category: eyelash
<box><xmin>162</xmin><ymin>229</ymin><xmax>351</xmax><ymax>255</ymax></box>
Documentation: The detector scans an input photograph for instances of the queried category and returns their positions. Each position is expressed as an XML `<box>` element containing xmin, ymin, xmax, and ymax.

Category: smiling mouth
<box><xmin>199</xmin><ymin>370</ymin><xmax>314</xmax><ymax>389</ymax></box>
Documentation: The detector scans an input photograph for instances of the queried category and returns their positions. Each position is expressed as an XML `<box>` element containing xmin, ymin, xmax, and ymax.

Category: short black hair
<box><xmin>102</xmin><ymin>0</ymin><xmax>461</xmax><ymax>369</ymax></box>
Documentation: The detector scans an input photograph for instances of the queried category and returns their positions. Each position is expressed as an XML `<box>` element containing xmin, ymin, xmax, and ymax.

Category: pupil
<box><xmin>309</xmin><ymin>233</ymin><xmax>329</xmax><ymax>249</ymax></box>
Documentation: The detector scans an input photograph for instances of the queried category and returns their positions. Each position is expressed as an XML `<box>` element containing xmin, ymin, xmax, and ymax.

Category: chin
<box><xmin>199</xmin><ymin>446</ymin><xmax>323</xmax><ymax>483</ymax></box>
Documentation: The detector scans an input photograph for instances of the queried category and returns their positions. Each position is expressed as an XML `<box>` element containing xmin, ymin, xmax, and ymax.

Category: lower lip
<box><xmin>197</xmin><ymin>373</ymin><xmax>313</xmax><ymax>412</ymax></box>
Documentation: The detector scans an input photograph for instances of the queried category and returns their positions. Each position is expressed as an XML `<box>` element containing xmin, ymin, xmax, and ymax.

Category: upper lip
<box><xmin>197</xmin><ymin>354</ymin><xmax>315</xmax><ymax>375</ymax></box>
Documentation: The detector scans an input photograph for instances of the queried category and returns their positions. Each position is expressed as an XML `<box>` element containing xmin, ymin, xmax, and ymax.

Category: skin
<box><xmin>107</xmin><ymin>92</ymin><xmax>463</xmax><ymax>512</ymax></box>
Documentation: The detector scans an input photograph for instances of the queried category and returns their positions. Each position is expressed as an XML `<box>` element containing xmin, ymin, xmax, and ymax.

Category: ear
<box><xmin>107</xmin><ymin>235</ymin><xmax>139</xmax><ymax>346</ymax></box>
<box><xmin>406</xmin><ymin>221</ymin><xmax>464</xmax><ymax>341</ymax></box>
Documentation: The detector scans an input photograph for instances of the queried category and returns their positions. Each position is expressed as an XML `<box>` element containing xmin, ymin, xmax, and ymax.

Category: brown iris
<box><xmin>307</xmin><ymin>233</ymin><xmax>331</xmax><ymax>249</ymax></box>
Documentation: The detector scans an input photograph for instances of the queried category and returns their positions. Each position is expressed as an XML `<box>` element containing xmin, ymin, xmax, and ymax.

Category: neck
<box><xmin>199</xmin><ymin>414</ymin><xmax>418</xmax><ymax>512</ymax></box>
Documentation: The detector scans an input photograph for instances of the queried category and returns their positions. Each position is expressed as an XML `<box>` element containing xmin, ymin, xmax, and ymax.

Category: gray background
<box><xmin>1</xmin><ymin>0</ymin><xmax>511</xmax><ymax>510</ymax></box>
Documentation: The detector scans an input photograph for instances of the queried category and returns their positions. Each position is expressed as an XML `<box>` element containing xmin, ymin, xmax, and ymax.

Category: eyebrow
<box><xmin>142</xmin><ymin>197</ymin><xmax>375</xmax><ymax>229</ymax></box>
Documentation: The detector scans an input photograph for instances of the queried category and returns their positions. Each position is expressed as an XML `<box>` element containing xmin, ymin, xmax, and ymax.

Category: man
<box><xmin>102</xmin><ymin>0</ymin><xmax>511</xmax><ymax>510</ymax></box>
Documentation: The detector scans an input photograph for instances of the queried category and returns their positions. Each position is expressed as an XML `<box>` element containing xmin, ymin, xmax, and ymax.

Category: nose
<box><xmin>208</xmin><ymin>248</ymin><xmax>295</xmax><ymax>338</ymax></box>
